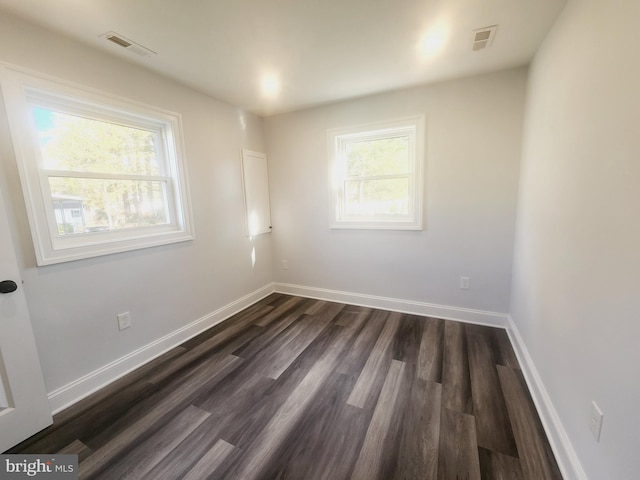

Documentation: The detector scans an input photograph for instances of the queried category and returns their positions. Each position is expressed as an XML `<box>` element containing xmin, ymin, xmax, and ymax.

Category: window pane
<box><xmin>48</xmin><ymin>176</ymin><xmax>169</xmax><ymax>235</ymax></box>
<box><xmin>345</xmin><ymin>177</ymin><xmax>409</xmax><ymax>216</ymax></box>
<box><xmin>32</xmin><ymin>107</ymin><xmax>161</xmax><ymax>175</ymax></box>
<box><xmin>345</xmin><ymin>135</ymin><xmax>409</xmax><ymax>177</ymax></box>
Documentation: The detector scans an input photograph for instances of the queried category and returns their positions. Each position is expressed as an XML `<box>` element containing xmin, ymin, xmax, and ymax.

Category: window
<box><xmin>0</xmin><ymin>66</ymin><xmax>194</xmax><ymax>265</ymax></box>
<box><xmin>328</xmin><ymin>115</ymin><xmax>425</xmax><ymax>230</ymax></box>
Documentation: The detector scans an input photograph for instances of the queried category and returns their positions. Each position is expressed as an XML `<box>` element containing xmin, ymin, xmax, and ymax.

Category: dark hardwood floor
<box><xmin>7</xmin><ymin>294</ymin><xmax>564</xmax><ymax>480</ymax></box>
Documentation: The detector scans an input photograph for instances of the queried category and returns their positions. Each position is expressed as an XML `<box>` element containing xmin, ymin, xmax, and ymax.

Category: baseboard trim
<box><xmin>273</xmin><ymin>282</ymin><xmax>508</xmax><ymax>328</ymax></box>
<box><xmin>45</xmin><ymin>282</ymin><xmax>587</xmax><ymax>480</ymax></box>
<box><xmin>506</xmin><ymin>315</ymin><xmax>588</xmax><ymax>480</ymax></box>
<box><xmin>47</xmin><ymin>283</ymin><xmax>275</xmax><ymax>414</ymax></box>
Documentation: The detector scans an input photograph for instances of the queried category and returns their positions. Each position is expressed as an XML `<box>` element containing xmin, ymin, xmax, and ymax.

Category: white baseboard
<box><xmin>47</xmin><ymin>281</ymin><xmax>585</xmax><ymax>480</ymax></box>
<box><xmin>47</xmin><ymin>282</ymin><xmax>504</xmax><ymax>414</ymax></box>
<box><xmin>506</xmin><ymin>315</ymin><xmax>588</xmax><ymax>480</ymax></box>
<box><xmin>274</xmin><ymin>282</ymin><xmax>509</xmax><ymax>328</ymax></box>
<box><xmin>47</xmin><ymin>283</ymin><xmax>275</xmax><ymax>414</ymax></box>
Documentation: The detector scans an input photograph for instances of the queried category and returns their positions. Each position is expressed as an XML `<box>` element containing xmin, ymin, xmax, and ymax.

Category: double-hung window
<box><xmin>329</xmin><ymin>115</ymin><xmax>425</xmax><ymax>230</ymax></box>
<box><xmin>0</xmin><ymin>66</ymin><xmax>194</xmax><ymax>265</ymax></box>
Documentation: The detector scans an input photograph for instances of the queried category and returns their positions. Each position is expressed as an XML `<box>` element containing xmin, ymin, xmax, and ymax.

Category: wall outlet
<box><xmin>281</xmin><ymin>259</ymin><xmax>289</xmax><ymax>270</ymax></box>
<box><xmin>117</xmin><ymin>312</ymin><xmax>131</xmax><ymax>331</ymax></box>
<box><xmin>460</xmin><ymin>276</ymin><xmax>470</xmax><ymax>290</ymax></box>
<box><xmin>589</xmin><ymin>401</ymin><xmax>603</xmax><ymax>441</ymax></box>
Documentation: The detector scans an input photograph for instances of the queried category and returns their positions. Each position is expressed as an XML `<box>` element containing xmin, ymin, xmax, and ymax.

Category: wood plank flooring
<box><xmin>6</xmin><ymin>294</ymin><xmax>563</xmax><ymax>480</ymax></box>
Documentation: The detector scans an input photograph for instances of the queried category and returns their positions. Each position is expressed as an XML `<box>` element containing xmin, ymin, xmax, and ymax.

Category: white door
<box><xmin>0</xmin><ymin>186</ymin><xmax>52</xmax><ymax>452</ymax></box>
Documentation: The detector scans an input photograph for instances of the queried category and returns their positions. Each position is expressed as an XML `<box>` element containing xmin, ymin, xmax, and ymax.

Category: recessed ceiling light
<box><xmin>261</xmin><ymin>73</ymin><xmax>280</xmax><ymax>99</ymax></box>
<box><xmin>417</xmin><ymin>21</ymin><xmax>450</xmax><ymax>59</ymax></box>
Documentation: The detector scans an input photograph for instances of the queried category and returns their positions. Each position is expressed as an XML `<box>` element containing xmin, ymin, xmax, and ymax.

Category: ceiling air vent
<box><xmin>472</xmin><ymin>25</ymin><xmax>498</xmax><ymax>51</ymax></box>
<box><xmin>100</xmin><ymin>32</ymin><xmax>156</xmax><ymax>57</ymax></box>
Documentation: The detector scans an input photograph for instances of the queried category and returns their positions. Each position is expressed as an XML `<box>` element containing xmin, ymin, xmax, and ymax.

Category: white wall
<box><xmin>10</xmin><ymin>11</ymin><xmax>636</xmax><ymax>478</ymax></box>
<box><xmin>511</xmin><ymin>0</ymin><xmax>640</xmax><ymax>479</ymax></box>
<box><xmin>265</xmin><ymin>68</ymin><xmax>526</xmax><ymax>315</ymax></box>
<box><xmin>0</xmin><ymin>12</ymin><xmax>273</xmax><ymax>395</ymax></box>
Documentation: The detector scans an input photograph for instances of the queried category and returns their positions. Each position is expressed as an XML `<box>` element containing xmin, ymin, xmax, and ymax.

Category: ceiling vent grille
<box><xmin>100</xmin><ymin>32</ymin><xmax>156</xmax><ymax>57</ymax></box>
<box><xmin>472</xmin><ymin>25</ymin><xmax>498</xmax><ymax>51</ymax></box>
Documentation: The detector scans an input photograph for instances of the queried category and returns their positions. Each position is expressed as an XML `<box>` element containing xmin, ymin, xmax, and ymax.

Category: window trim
<box><xmin>328</xmin><ymin>115</ymin><xmax>425</xmax><ymax>230</ymax></box>
<box><xmin>0</xmin><ymin>64</ymin><xmax>195</xmax><ymax>265</ymax></box>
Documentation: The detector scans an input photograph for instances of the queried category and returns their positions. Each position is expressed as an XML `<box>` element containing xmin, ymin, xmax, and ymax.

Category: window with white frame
<box><xmin>0</xmin><ymin>66</ymin><xmax>194</xmax><ymax>265</ymax></box>
<box><xmin>329</xmin><ymin>115</ymin><xmax>425</xmax><ymax>230</ymax></box>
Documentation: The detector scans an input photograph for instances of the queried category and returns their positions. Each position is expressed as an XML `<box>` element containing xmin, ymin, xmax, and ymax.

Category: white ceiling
<box><xmin>0</xmin><ymin>0</ymin><xmax>566</xmax><ymax>116</ymax></box>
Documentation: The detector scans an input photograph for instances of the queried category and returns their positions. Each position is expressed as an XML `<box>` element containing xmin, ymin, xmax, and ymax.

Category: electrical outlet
<box><xmin>460</xmin><ymin>276</ymin><xmax>470</xmax><ymax>290</ymax></box>
<box><xmin>589</xmin><ymin>401</ymin><xmax>603</xmax><ymax>441</ymax></box>
<box><xmin>117</xmin><ymin>312</ymin><xmax>131</xmax><ymax>331</ymax></box>
<box><xmin>281</xmin><ymin>259</ymin><xmax>289</xmax><ymax>270</ymax></box>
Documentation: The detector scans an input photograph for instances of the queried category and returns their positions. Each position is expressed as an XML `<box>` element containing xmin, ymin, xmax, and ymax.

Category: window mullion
<box><xmin>43</xmin><ymin>169</ymin><xmax>170</xmax><ymax>182</ymax></box>
<box><xmin>345</xmin><ymin>173</ymin><xmax>410</xmax><ymax>182</ymax></box>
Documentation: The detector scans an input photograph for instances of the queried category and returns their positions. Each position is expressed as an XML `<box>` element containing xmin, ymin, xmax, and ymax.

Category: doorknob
<box><xmin>0</xmin><ymin>280</ymin><xmax>18</xmax><ymax>294</ymax></box>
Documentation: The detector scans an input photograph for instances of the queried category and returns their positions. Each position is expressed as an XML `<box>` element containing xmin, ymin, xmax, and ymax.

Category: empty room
<box><xmin>0</xmin><ymin>0</ymin><xmax>637</xmax><ymax>479</ymax></box>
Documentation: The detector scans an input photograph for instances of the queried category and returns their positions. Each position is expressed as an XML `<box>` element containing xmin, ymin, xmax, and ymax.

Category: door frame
<box><xmin>0</xmin><ymin>183</ymin><xmax>52</xmax><ymax>452</ymax></box>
